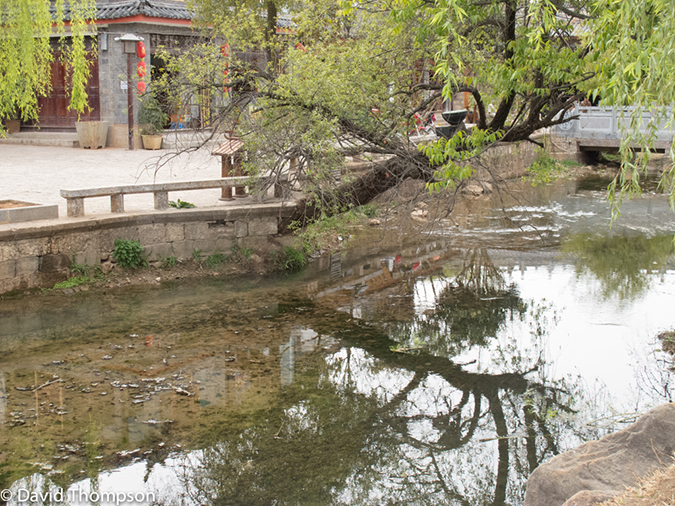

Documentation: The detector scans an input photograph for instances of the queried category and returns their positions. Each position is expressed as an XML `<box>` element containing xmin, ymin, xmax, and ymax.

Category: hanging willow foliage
<box><xmin>0</xmin><ymin>0</ymin><xmax>97</xmax><ymax>128</ymax></box>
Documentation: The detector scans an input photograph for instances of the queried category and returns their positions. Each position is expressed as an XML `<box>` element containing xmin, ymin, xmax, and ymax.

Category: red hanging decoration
<box><xmin>222</xmin><ymin>44</ymin><xmax>230</xmax><ymax>92</ymax></box>
<box><xmin>136</xmin><ymin>81</ymin><xmax>146</xmax><ymax>93</ymax></box>
<box><xmin>137</xmin><ymin>60</ymin><xmax>147</xmax><ymax>78</ymax></box>
<box><xmin>137</xmin><ymin>41</ymin><xmax>146</xmax><ymax>58</ymax></box>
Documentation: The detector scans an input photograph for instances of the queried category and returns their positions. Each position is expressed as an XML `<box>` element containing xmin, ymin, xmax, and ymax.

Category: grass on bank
<box><xmin>291</xmin><ymin>203</ymin><xmax>380</xmax><ymax>255</ymax></box>
<box><xmin>525</xmin><ymin>148</ymin><xmax>584</xmax><ymax>185</ymax></box>
<box><xmin>51</xmin><ymin>258</ymin><xmax>105</xmax><ymax>291</ymax></box>
<box><xmin>600</xmin><ymin>462</ymin><xmax>675</xmax><ymax>505</ymax></box>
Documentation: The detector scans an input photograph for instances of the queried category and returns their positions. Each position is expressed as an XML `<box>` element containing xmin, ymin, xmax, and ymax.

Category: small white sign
<box><xmin>120</xmin><ymin>81</ymin><xmax>128</xmax><ymax>90</ymax></box>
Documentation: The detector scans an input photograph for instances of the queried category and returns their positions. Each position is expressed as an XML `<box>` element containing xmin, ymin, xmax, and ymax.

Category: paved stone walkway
<box><xmin>0</xmin><ymin>143</ymin><xmax>226</xmax><ymax>219</ymax></box>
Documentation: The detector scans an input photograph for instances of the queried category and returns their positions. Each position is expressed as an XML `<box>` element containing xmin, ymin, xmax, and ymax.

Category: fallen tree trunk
<box><xmin>282</xmin><ymin>149</ymin><xmax>436</xmax><ymax>229</ymax></box>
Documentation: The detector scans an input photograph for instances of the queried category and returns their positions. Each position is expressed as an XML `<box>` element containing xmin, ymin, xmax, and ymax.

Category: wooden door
<box><xmin>34</xmin><ymin>45</ymin><xmax>100</xmax><ymax>129</ymax></box>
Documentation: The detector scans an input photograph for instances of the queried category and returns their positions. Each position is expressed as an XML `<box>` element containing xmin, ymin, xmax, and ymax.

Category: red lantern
<box><xmin>137</xmin><ymin>60</ymin><xmax>147</xmax><ymax>78</ymax></box>
<box><xmin>137</xmin><ymin>41</ymin><xmax>146</xmax><ymax>58</ymax></box>
<box><xmin>136</xmin><ymin>81</ymin><xmax>146</xmax><ymax>93</ymax></box>
<box><xmin>222</xmin><ymin>44</ymin><xmax>230</xmax><ymax>91</ymax></box>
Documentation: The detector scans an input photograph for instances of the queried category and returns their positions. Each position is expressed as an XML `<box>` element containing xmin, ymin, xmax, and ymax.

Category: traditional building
<box><xmin>38</xmin><ymin>0</ymin><xmax>196</xmax><ymax>147</ymax></box>
<box><xmin>36</xmin><ymin>0</ymin><xmax>294</xmax><ymax>147</ymax></box>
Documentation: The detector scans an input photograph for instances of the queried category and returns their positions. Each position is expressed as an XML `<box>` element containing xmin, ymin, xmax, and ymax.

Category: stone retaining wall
<box><xmin>0</xmin><ymin>203</ymin><xmax>296</xmax><ymax>295</ymax></box>
<box><xmin>0</xmin><ymin>141</ymin><xmax>539</xmax><ymax>295</ymax></box>
<box><xmin>476</xmin><ymin>140</ymin><xmax>538</xmax><ymax>179</ymax></box>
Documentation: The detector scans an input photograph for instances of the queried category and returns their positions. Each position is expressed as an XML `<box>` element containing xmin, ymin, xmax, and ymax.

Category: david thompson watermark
<box><xmin>1</xmin><ymin>487</ymin><xmax>156</xmax><ymax>505</ymax></box>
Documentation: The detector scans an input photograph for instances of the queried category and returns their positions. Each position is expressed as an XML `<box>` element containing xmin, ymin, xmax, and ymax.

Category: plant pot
<box><xmin>142</xmin><ymin>134</ymin><xmax>163</xmax><ymax>150</ymax></box>
<box><xmin>5</xmin><ymin>119</ymin><xmax>20</xmax><ymax>134</ymax></box>
<box><xmin>76</xmin><ymin>121</ymin><xmax>109</xmax><ymax>149</ymax></box>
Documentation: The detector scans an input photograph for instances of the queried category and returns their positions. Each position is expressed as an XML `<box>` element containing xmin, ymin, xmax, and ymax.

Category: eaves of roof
<box><xmin>51</xmin><ymin>1</ymin><xmax>296</xmax><ymax>29</ymax></box>
<box><xmin>97</xmin><ymin>0</ymin><xmax>193</xmax><ymax>21</ymax></box>
<box><xmin>212</xmin><ymin>138</ymin><xmax>244</xmax><ymax>156</ymax></box>
<box><xmin>51</xmin><ymin>0</ymin><xmax>193</xmax><ymax>22</ymax></box>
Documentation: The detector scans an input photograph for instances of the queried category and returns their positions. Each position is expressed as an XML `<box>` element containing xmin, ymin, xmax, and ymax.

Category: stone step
<box><xmin>0</xmin><ymin>131</ymin><xmax>79</xmax><ymax>148</ymax></box>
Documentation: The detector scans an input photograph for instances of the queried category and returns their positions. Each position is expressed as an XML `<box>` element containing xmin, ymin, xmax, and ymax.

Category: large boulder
<box><xmin>523</xmin><ymin>403</ymin><xmax>675</xmax><ymax>506</ymax></box>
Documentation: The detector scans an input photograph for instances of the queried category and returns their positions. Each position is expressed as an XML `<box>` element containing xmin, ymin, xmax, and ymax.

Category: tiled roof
<box><xmin>52</xmin><ymin>1</ymin><xmax>296</xmax><ymax>27</ymax></box>
<box><xmin>97</xmin><ymin>0</ymin><xmax>193</xmax><ymax>20</ymax></box>
<box><xmin>51</xmin><ymin>0</ymin><xmax>193</xmax><ymax>21</ymax></box>
<box><xmin>276</xmin><ymin>14</ymin><xmax>295</xmax><ymax>28</ymax></box>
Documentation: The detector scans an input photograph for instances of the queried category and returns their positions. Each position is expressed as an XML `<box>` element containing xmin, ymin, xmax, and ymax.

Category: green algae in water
<box><xmin>3</xmin><ymin>177</ymin><xmax>675</xmax><ymax>504</ymax></box>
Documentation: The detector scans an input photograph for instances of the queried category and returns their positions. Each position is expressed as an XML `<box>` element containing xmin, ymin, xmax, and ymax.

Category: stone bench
<box><xmin>60</xmin><ymin>177</ymin><xmax>261</xmax><ymax>217</ymax></box>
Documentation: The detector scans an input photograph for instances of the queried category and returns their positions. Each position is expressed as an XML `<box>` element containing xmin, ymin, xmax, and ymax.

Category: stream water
<box><xmin>2</xmin><ymin>175</ymin><xmax>675</xmax><ymax>505</ymax></box>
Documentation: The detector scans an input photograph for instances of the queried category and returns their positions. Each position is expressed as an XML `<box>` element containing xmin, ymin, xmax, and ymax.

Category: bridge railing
<box><xmin>552</xmin><ymin>106</ymin><xmax>674</xmax><ymax>146</ymax></box>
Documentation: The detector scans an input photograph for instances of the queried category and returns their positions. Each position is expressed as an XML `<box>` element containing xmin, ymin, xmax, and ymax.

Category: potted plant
<box><xmin>138</xmin><ymin>94</ymin><xmax>168</xmax><ymax>150</ymax></box>
<box><xmin>3</xmin><ymin>105</ymin><xmax>21</xmax><ymax>134</ymax></box>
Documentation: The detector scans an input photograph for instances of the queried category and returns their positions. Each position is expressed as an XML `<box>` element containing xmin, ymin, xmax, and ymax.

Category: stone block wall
<box><xmin>98</xmin><ymin>24</ymin><xmax>199</xmax><ymax>148</ymax></box>
<box><xmin>475</xmin><ymin>141</ymin><xmax>538</xmax><ymax>180</ymax></box>
<box><xmin>0</xmin><ymin>204</ymin><xmax>296</xmax><ymax>295</ymax></box>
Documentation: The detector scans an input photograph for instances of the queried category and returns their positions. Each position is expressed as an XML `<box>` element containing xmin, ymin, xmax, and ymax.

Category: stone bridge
<box><xmin>552</xmin><ymin>105</ymin><xmax>674</xmax><ymax>154</ymax></box>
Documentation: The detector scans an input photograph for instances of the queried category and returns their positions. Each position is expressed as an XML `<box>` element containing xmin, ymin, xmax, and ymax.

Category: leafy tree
<box><xmin>158</xmin><ymin>0</ymin><xmax>592</xmax><ymax>226</ymax></box>
<box><xmin>584</xmin><ymin>0</ymin><xmax>675</xmax><ymax>215</ymax></box>
<box><xmin>0</xmin><ymin>0</ymin><xmax>96</xmax><ymax>129</ymax></box>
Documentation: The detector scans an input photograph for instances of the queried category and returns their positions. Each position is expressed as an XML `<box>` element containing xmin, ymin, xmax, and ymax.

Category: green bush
<box><xmin>113</xmin><ymin>239</ymin><xmax>147</xmax><ymax>269</ymax></box>
<box><xmin>70</xmin><ymin>258</ymin><xmax>90</xmax><ymax>276</ymax></box>
<box><xmin>162</xmin><ymin>255</ymin><xmax>177</xmax><ymax>268</ymax></box>
<box><xmin>273</xmin><ymin>246</ymin><xmax>307</xmax><ymax>272</ymax></box>
<box><xmin>526</xmin><ymin>148</ymin><xmax>565</xmax><ymax>185</ymax></box>
<box><xmin>230</xmin><ymin>244</ymin><xmax>253</xmax><ymax>262</ymax></box>
<box><xmin>54</xmin><ymin>276</ymin><xmax>92</xmax><ymax>290</ymax></box>
<box><xmin>169</xmin><ymin>199</ymin><xmax>195</xmax><ymax>209</ymax></box>
<box><xmin>192</xmin><ymin>248</ymin><xmax>204</xmax><ymax>263</ymax></box>
<box><xmin>283</xmin><ymin>246</ymin><xmax>306</xmax><ymax>272</ymax></box>
<box><xmin>359</xmin><ymin>203</ymin><xmax>378</xmax><ymax>218</ymax></box>
<box><xmin>291</xmin><ymin>209</ymin><xmax>355</xmax><ymax>255</ymax></box>
<box><xmin>138</xmin><ymin>94</ymin><xmax>168</xmax><ymax>135</ymax></box>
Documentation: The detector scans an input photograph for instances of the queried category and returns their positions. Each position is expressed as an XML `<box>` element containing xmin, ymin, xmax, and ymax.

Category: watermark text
<box><xmin>1</xmin><ymin>487</ymin><xmax>156</xmax><ymax>505</ymax></box>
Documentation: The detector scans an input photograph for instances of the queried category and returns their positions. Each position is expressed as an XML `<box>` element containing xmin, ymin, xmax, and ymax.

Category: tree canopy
<box><xmin>585</xmin><ymin>0</ymin><xmax>675</xmax><ymax>212</ymax></box>
<box><xmin>156</xmin><ymin>0</ymin><xmax>602</xmax><ymax>224</ymax></box>
<box><xmin>3</xmin><ymin>0</ymin><xmax>674</xmax><ymax>218</ymax></box>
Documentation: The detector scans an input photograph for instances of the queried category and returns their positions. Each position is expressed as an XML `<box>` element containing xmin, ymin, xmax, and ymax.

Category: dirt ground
<box><xmin>0</xmin><ymin>200</ymin><xmax>39</xmax><ymax>209</ymax></box>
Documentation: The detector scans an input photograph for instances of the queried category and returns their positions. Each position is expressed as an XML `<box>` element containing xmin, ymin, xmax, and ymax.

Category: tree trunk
<box><xmin>282</xmin><ymin>151</ymin><xmax>434</xmax><ymax>229</ymax></box>
<box><xmin>488</xmin><ymin>0</ymin><xmax>517</xmax><ymax>132</ymax></box>
<box><xmin>265</xmin><ymin>1</ymin><xmax>278</xmax><ymax>69</ymax></box>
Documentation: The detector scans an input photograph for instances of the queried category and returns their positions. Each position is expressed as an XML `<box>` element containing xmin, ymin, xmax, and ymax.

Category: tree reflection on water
<box><xmin>562</xmin><ymin>234</ymin><xmax>674</xmax><ymax>300</ymax></box>
<box><xmin>181</xmin><ymin>249</ymin><xmax>579</xmax><ymax>506</ymax></box>
<box><xmin>11</xmin><ymin>243</ymin><xmax>670</xmax><ymax>505</ymax></box>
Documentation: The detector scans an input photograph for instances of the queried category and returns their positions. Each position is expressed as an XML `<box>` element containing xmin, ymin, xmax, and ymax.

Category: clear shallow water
<box><xmin>2</xmin><ymin>176</ymin><xmax>675</xmax><ymax>505</ymax></box>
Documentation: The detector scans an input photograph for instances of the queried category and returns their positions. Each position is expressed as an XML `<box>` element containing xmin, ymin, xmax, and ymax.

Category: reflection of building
<box><xmin>309</xmin><ymin>241</ymin><xmax>450</xmax><ymax>322</ymax></box>
<box><xmin>194</xmin><ymin>361</ymin><xmax>251</xmax><ymax>407</ymax></box>
<box><xmin>281</xmin><ymin>327</ymin><xmax>319</xmax><ymax>386</ymax></box>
